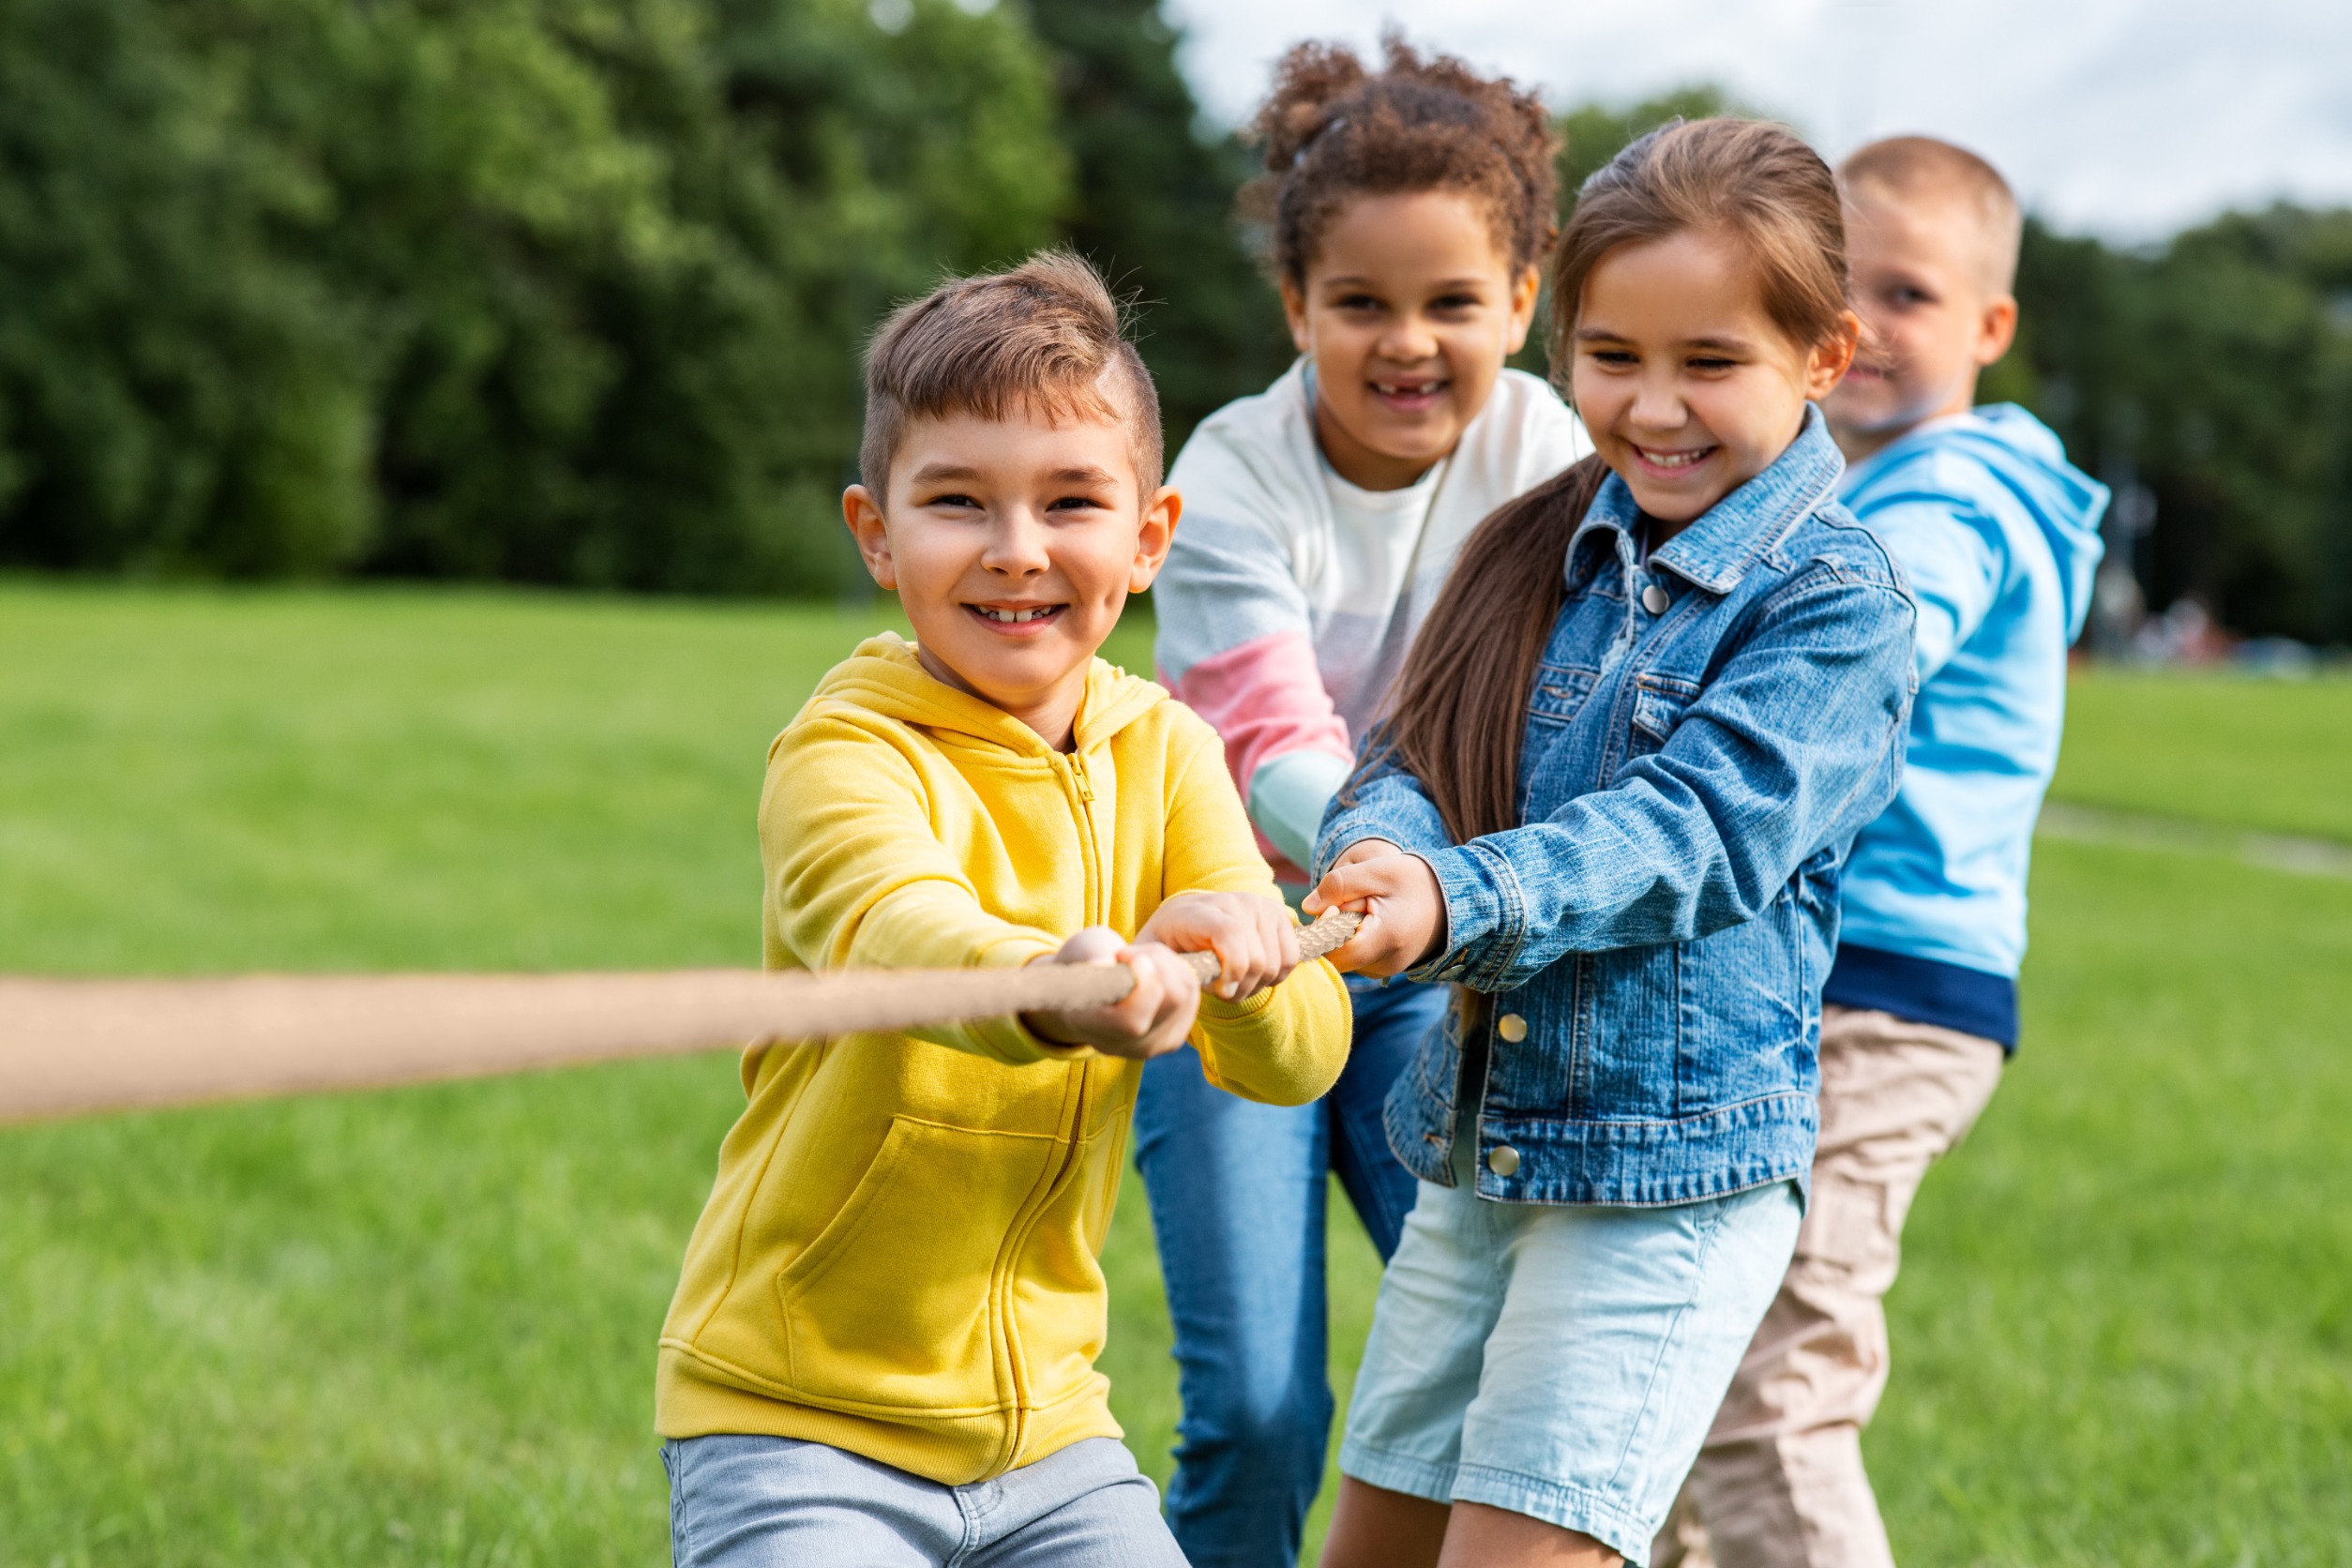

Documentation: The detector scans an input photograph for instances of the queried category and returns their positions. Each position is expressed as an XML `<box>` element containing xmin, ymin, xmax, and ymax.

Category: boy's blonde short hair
<box><xmin>1840</xmin><ymin>136</ymin><xmax>2023</xmax><ymax>294</ymax></box>
<box><xmin>859</xmin><ymin>250</ymin><xmax>1164</xmax><ymax>498</ymax></box>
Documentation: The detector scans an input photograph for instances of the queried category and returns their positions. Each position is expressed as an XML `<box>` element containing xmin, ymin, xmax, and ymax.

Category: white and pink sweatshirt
<box><xmin>1153</xmin><ymin>359</ymin><xmax>1591</xmax><ymax>882</ymax></box>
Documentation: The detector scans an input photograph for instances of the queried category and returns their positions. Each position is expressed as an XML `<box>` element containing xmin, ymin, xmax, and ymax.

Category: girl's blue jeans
<box><xmin>1129</xmin><ymin>972</ymin><xmax>1444</xmax><ymax>1568</ymax></box>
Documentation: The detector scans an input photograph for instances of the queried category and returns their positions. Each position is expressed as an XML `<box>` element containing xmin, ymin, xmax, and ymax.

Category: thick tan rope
<box><xmin>0</xmin><ymin>910</ymin><xmax>1362</xmax><ymax>1125</ymax></box>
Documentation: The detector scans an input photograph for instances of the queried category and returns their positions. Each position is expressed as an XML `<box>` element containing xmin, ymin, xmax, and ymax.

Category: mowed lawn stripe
<box><xmin>2052</xmin><ymin>669</ymin><xmax>2352</xmax><ymax>847</ymax></box>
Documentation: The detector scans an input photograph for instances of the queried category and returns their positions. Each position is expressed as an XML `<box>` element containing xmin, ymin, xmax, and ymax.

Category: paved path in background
<box><xmin>2037</xmin><ymin>800</ymin><xmax>2352</xmax><ymax>880</ymax></box>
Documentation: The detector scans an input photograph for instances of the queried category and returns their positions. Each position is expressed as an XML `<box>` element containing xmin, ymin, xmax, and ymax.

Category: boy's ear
<box><xmin>1504</xmin><ymin>264</ymin><xmax>1543</xmax><ymax>355</ymax></box>
<box><xmin>841</xmin><ymin>485</ymin><xmax>897</xmax><ymax>591</ymax></box>
<box><xmin>1130</xmin><ymin>486</ymin><xmax>1183</xmax><ymax>593</ymax></box>
<box><xmin>1279</xmin><ymin>276</ymin><xmax>1313</xmax><ymax>356</ymax></box>
<box><xmin>1807</xmin><ymin>309</ymin><xmax>1864</xmax><ymax>401</ymax></box>
<box><xmin>1976</xmin><ymin>294</ymin><xmax>2020</xmax><ymax>368</ymax></box>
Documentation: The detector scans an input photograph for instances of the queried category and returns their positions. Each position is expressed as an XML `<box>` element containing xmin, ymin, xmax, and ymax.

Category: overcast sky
<box><xmin>1163</xmin><ymin>0</ymin><xmax>2352</xmax><ymax>241</ymax></box>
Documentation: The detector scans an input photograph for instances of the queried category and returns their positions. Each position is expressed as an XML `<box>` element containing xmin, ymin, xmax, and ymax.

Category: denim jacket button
<box><xmin>1497</xmin><ymin>1012</ymin><xmax>1529</xmax><ymax>1042</ymax></box>
<box><xmin>1486</xmin><ymin>1144</ymin><xmax>1521</xmax><ymax>1177</ymax></box>
<box><xmin>1641</xmin><ymin>583</ymin><xmax>1671</xmax><ymax>615</ymax></box>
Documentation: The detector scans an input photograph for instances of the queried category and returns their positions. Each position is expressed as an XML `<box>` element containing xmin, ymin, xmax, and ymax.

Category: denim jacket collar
<box><xmin>1567</xmin><ymin>404</ymin><xmax>1847</xmax><ymax>596</ymax></box>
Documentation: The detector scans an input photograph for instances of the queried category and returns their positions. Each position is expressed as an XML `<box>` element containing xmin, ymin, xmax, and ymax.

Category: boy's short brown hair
<box><xmin>1840</xmin><ymin>136</ymin><xmax>2023</xmax><ymax>293</ymax></box>
<box><xmin>859</xmin><ymin>250</ymin><xmax>1164</xmax><ymax>499</ymax></box>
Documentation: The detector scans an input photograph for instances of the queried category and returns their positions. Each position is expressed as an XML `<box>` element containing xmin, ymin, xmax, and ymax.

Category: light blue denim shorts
<box><xmin>1338</xmin><ymin>1139</ymin><xmax>1802</xmax><ymax>1564</ymax></box>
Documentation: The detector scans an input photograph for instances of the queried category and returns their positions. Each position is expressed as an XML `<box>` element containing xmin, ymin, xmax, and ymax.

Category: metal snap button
<box><xmin>1641</xmin><ymin>583</ymin><xmax>1671</xmax><ymax>615</ymax></box>
<box><xmin>1487</xmin><ymin>1144</ymin><xmax>1521</xmax><ymax>1177</ymax></box>
<box><xmin>1497</xmin><ymin>1012</ymin><xmax>1528</xmax><ymax>1042</ymax></box>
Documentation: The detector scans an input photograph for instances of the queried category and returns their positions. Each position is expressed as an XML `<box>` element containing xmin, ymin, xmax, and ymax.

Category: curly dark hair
<box><xmin>1241</xmin><ymin>35</ymin><xmax>1560</xmax><ymax>285</ymax></box>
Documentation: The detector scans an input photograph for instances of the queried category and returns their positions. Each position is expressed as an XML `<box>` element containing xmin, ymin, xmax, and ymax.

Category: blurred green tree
<box><xmin>1025</xmin><ymin>0</ymin><xmax>1291</xmax><ymax>451</ymax></box>
<box><xmin>8</xmin><ymin>9</ymin><xmax>2346</xmax><ymax>637</ymax></box>
<box><xmin>2006</xmin><ymin>205</ymin><xmax>2352</xmax><ymax>641</ymax></box>
<box><xmin>0</xmin><ymin>0</ymin><xmax>374</xmax><ymax>577</ymax></box>
<box><xmin>0</xmin><ymin>0</ymin><xmax>1067</xmax><ymax>592</ymax></box>
<box><xmin>1555</xmin><ymin>84</ymin><xmax>1754</xmax><ymax>208</ymax></box>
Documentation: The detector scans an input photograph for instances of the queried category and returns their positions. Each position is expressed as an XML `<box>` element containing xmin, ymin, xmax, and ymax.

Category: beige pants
<box><xmin>1651</xmin><ymin>1005</ymin><xmax>2007</xmax><ymax>1568</ymax></box>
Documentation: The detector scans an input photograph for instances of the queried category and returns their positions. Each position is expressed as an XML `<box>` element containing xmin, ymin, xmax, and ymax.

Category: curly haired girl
<box><xmin>1141</xmin><ymin>37</ymin><xmax>1590</xmax><ymax>1568</ymax></box>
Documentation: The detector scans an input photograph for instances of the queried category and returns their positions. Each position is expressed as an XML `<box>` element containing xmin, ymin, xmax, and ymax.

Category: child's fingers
<box><xmin>1182</xmin><ymin>897</ymin><xmax>1280</xmax><ymax>1001</ymax></box>
<box><xmin>1263</xmin><ymin>898</ymin><xmax>1300</xmax><ymax>987</ymax></box>
<box><xmin>1307</xmin><ymin>859</ymin><xmax>1386</xmax><ymax>917</ymax></box>
<box><xmin>1239</xmin><ymin>898</ymin><xmax>1294</xmax><ymax>993</ymax></box>
<box><xmin>1119</xmin><ymin>945</ymin><xmax>1193</xmax><ymax>1055</ymax></box>
<box><xmin>1319</xmin><ymin>910</ymin><xmax>1386</xmax><ymax>973</ymax></box>
<box><xmin>1145</xmin><ymin>948</ymin><xmax>1200</xmax><ymax>1051</ymax></box>
<box><xmin>1112</xmin><ymin>945</ymin><xmax>1170</xmax><ymax>1035</ymax></box>
<box><xmin>1208</xmin><ymin>900</ymin><xmax>1287</xmax><ymax>1000</ymax></box>
<box><xmin>1051</xmin><ymin>926</ymin><xmax>1125</xmax><ymax>967</ymax></box>
<box><xmin>1196</xmin><ymin>907</ymin><xmax>1250</xmax><ymax>1000</ymax></box>
<box><xmin>1304</xmin><ymin>837</ymin><xmax>1405</xmax><ymax>914</ymax></box>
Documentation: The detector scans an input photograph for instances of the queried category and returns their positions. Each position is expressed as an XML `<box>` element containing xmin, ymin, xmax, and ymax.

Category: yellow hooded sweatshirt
<box><xmin>656</xmin><ymin>635</ymin><xmax>1349</xmax><ymax>1484</ymax></box>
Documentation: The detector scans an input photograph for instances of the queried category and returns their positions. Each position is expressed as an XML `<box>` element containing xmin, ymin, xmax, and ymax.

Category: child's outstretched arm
<box><xmin>1151</xmin><ymin>723</ymin><xmax>1352</xmax><ymax>1107</ymax></box>
<box><xmin>1314</xmin><ymin>563</ymin><xmax>1916</xmax><ymax>994</ymax></box>
<box><xmin>1020</xmin><ymin>927</ymin><xmax>1204</xmax><ymax>1061</ymax></box>
<box><xmin>763</xmin><ymin>714</ymin><xmax>1106</xmax><ymax>1064</ymax></box>
<box><xmin>1021</xmin><ymin>893</ymin><xmax>1301</xmax><ymax>1058</ymax></box>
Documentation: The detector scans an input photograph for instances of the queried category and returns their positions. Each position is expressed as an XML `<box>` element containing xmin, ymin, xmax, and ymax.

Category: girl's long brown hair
<box><xmin>1366</xmin><ymin>454</ymin><xmax>1607</xmax><ymax>844</ymax></box>
<box><xmin>1364</xmin><ymin>120</ymin><xmax>1848</xmax><ymax>846</ymax></box>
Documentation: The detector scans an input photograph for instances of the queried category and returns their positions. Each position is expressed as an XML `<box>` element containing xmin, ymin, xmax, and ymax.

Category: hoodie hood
<box><xmin>1858</xmin><ymin>404</ymin><xmax>2110</xmax><ymax>640</ymax></box>
<box><xmin>802</xmin><ymin>633</ymin><xmax>1168</xmax><ymax>756</ymax></box>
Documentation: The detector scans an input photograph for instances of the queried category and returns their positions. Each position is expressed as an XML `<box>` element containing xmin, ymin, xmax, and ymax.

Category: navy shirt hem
<box><xmin>1823</xmin><ymin>942</ymin><xmax>2018</xmax><ymax>1050</ymax></box>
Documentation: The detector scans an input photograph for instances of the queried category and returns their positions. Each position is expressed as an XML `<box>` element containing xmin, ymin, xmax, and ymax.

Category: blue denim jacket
<box><xmin>1317</xmin><ymin>411</ymin><xmax>1916</xmax><ymax>1206</ymax></box>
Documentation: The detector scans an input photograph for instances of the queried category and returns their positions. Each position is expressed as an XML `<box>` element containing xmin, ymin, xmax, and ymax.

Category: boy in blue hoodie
<box><xmin>1658</xmin><ymin>138</ymin><xmax>2110</xmax><ymax>1568</ymax></box>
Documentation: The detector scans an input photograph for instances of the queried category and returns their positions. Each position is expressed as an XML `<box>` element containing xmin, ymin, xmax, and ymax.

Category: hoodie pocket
<box><xmin>776</xmin><ymin>1115</ymin><xmax>1059</xmax><ymax>1412</ymax></box>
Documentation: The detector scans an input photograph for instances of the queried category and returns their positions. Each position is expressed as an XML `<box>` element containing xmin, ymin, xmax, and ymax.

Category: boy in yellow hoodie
<box><xmin>655</xmin><ymin>250</ymin><xmax>1352</xmax><ymax>1566</ymax></box>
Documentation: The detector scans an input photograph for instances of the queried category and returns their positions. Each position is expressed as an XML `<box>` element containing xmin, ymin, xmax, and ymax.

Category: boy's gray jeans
<box><xmin>1653</xmin><ymin>1005</ymin><xmax>2008</xmax><ymax>1568</ymax></box>
<box><xmin>663</xmin><ymin>1434</ymin><xmax>1185</xmax><ymax>1568</ymax></box>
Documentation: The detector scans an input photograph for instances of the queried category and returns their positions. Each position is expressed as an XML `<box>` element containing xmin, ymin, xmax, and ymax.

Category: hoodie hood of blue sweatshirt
<box><xmin>1915</xmin><ymin>404</ymin><xmax>2107</xmax><ymax>638</ymax></box>
<box><xmin>1832</xmin><ymin>403</ymin><xmax>2109</xmax><ymax>989</ymax></box>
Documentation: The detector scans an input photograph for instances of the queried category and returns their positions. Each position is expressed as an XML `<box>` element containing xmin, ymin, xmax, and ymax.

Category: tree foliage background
<box><xmin>0</xmin><ymin>0</ymin><xmax>1070</xmax><ymax>594</ymax></box>
<box><xmin>2</xmin><ymin>3</ymin><xmax>2346</xmax><ymax>639</ymax></box>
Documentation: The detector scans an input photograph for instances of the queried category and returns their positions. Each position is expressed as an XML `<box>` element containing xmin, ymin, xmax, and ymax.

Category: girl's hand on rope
<box><xmin>1137</xmin><ymin>890</ymin><xmax>1302</xmax><ymax>1001</ymax></box>
<box><xmin>1022</xmin><ymin>927</ymin><xmax>1199</xmax><ymax>1060</ymax></box>
<box><xmin>1304</xmin><ymin>838</ymin><xmax>1448</xmax><ymax>979</ymax></box>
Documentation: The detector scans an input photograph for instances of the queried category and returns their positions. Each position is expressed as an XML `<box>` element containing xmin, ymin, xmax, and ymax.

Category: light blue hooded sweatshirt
<box><xmin>1825</xmin><ymin>404</ymin><xmax>2108</xmax><ymax>1048</ymax></box>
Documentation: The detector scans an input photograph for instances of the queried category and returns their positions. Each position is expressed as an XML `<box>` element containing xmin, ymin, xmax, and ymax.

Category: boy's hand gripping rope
<box><xmin>0</xmin><ymin>910</ymin><xmax>1363</xmax><ymax>1124</ymax></box>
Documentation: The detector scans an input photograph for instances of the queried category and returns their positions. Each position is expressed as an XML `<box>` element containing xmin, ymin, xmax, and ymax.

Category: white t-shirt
<box><xmin>1153</xmin><ymin>359</ymin><xmax>1591</xmax><ymax>875</ymax></box>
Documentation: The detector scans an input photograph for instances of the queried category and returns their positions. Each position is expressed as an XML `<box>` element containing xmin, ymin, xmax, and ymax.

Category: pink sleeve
<box><xmin>1160</xmin><ymin>629</ymin><xmax>1352</xmax><ymax>806</ymax></box>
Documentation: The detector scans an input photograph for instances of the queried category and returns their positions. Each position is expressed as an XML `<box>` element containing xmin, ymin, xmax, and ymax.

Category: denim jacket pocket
<box><xmin>1629</xmin><ymin>672</ymin><xmax>1702</xmax><ymax>754</ymax></box>
<box><xmin>1529</xmin><ymin>662</ymin><xmax>1600</xmax><ymax>727</ymax></box>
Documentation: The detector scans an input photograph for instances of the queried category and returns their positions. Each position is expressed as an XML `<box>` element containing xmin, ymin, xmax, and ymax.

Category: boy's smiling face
<box><xmin>1826</xmin><ymin>186</ymin><xmax>2018</xmax><ymax>458</ymax></box>
<box><xmin>843</xmin><ymin>400</ymin><xmax>1178</xmax><ymax>750</ymax></box>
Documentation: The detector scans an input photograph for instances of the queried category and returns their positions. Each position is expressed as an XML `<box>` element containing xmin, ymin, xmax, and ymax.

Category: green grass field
<box><xmin>2</xmin><ymin>583</ymin><xmax>2347</xmax><ymax>1566</ymax></box>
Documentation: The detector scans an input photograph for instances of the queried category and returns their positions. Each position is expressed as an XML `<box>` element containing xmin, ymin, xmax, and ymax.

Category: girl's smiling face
<box><xmin>1570</xmin><ymin>228</ymin><xmax>1858</xmax><ymax>526</ymax></box>
<box><xmin>1282</xmin><ymin>189</ymin><xmax>1540</xmax><ymax>492</ymax></box>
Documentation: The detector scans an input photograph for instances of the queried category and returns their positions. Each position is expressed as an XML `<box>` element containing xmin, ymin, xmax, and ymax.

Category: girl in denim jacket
<box><xmin>1303</xmin><ymin>121</ymin><xmax>1917</xmax><ymax>1568</ymax></box>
